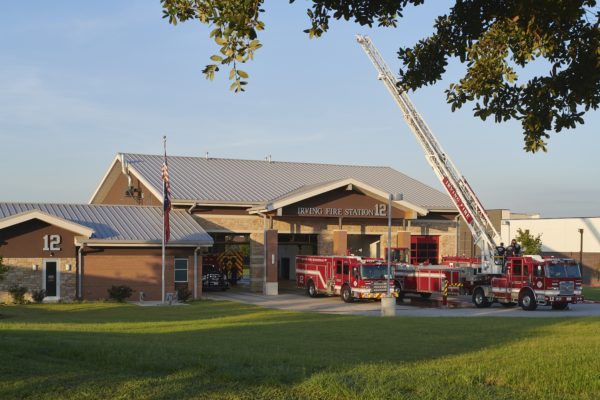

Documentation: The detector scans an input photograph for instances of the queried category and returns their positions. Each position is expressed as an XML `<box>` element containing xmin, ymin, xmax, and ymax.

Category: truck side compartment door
<box><xmin>334</xmin><ymin>260</ymin><xmax>343</xmax><ymax>292</ymax></box>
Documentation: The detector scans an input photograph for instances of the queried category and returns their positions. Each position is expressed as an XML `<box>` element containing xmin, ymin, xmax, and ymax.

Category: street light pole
<box><xmin>578</xmin><ymin>228</ymin><xmax>584</xmax><ymax>268</ymax></box>
<box><xmin>387</xmin><ymin>193</ymin><xmax>392</xmax><ymax>296</ymax></box>
<box><xmin>382</xmin><ymin>193</ymin><xmax>402</xmax><ymax>317</ymax></box>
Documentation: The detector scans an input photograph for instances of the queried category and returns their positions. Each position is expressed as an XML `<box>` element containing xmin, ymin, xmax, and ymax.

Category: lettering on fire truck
<box><xmin>442</xmin><ymin>177</ymin><xmax>473</xmax><ymax>224</ymax></box>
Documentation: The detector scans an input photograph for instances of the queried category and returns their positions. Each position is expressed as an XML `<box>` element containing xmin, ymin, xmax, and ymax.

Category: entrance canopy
<box><xmin>250</xmin><ymin>178</ymin><xmax>427</xmax><ymax>220</ymax></box>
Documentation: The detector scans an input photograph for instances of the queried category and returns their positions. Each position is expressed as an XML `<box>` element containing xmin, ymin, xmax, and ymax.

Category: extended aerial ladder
<box><xmin>356</xmin><ymin>35</ymin><xmax>502</xmax><ymax>274</ymax></box>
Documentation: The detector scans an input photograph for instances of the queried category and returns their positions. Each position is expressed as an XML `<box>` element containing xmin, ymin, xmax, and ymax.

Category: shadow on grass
<box><xmin>0</xmin><ymin>302</ymin><xmax>596</xmax><ymax>399</ymax></box>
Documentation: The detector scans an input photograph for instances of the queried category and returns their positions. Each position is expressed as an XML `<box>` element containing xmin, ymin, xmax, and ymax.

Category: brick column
<box><xmin>332</xmin><ymin>230</ymin><xmax>347</xmax><ymax>256</ymax></box>
<box><xmin>249</xmin><ymin>232</ymin><xmax>265</xmax><ymax>292</ymax></box>
<box><xmin>318</xmin><ymin>232</ymin><xmax>333</xmax><ymax>255</ymax></box>
<box><xmin>264</xmin><ymin>229</ymin><xmax>278</xmax><ymax>295</ymax></box>
<box><xmin>396</xmin><ymin>231</ymin><xmax>411</xmax><ymax>249</ymax></box>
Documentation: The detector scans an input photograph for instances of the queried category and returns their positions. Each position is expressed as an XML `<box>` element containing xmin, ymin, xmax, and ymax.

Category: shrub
<box><xmin>9</xmin><ymin>285</ymin><xmax>28</xmax><ymax>304</ymax></box>
<box><xmin>107</xmin><ymin>285</ymin><xmax>133</xmax><ymax>302</ymax></box>
<box><xmin>177</xmin><ymin>287</ymin><xmax>192</xmax><ymax>302</ymax></box>
<box><xmin>31</xmin><ymin>289</ymin><xmax>46</xmax><ymax>303</ymax></box>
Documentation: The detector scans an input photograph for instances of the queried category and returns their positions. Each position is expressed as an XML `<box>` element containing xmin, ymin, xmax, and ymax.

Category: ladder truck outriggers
<box><xmin>356</xmin><ymin>35</ymin><xmax>583</xmax><ymax>310</ymax></box>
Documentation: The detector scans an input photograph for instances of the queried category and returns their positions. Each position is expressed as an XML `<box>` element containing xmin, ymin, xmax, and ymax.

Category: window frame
<box><xmin>174</xmin><ymin>258</ymin><xmax>189</xmax><ymax>283</ymax></box>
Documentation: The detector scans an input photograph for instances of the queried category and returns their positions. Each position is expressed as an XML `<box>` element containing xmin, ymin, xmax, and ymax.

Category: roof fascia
<box><xmin>0</xmin><ymin>210</ymin><xmax>95</xmax><ymax>237</ymax></box>
<box><xmin>175</xmin><ymin>201</ymin><xmax>258</xmax><ymax>208</ymax></box>
<box><xmin>76</xmin><ymin>239</ymin><xmax>212</xmax><ymax>247</ymax></box>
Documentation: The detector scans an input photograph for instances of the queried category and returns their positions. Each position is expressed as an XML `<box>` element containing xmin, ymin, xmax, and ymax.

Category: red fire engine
<box><xmin>296</xmin><ymin>255</ymin><xmax>395</xmax><ymax>302</ymax></box>
<box><xmin>444</xmin><ymin>256</ymin><xmax>583</xmax><ymax>310</ymax></box>
<box><xmin>390</xmin><ymin>256</ymin><xmax>584</xmax><ymax>310</ymax></box>
<box><xmin>357</xmin><ymin>36</ymin><xmax>584</xmax><ymax>311</ymax></box>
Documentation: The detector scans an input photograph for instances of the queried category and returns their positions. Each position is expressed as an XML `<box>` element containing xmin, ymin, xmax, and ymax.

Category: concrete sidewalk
<box><xmin>203</xmin><ymin>288</ymin><xmax>600</xmax><ymax>317</ymax></box>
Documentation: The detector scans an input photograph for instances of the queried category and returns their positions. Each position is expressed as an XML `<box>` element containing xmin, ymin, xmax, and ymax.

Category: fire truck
<box><xmin>443</xmin><ymin>256</ymin><xmax>583</xmax><ymax>310</ymax></box>
<box><xmin>357</xmin><ymin>35</ymin><xmax>584</xmax><ymax>310</ymax></box>
<box><xmin>393</xmin><ymin>264</ymin><xmax>461</xmax><ymax>300</ymax></box>
<box><xmin>296</xmin><ymin>255</ymin><xmax>395</xmax><ymax>302</ymax></box>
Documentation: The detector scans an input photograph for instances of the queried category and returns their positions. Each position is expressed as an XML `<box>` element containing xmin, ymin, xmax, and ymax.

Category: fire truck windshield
<box><xmin>360</xmin><ymin>265</ymin><xmax>389</xmax><ymax>279</ymax></box>
<box><xmin>545</xmin><ymin>264</ymin><xmax>581</xmax><ymax>278</ymax></box>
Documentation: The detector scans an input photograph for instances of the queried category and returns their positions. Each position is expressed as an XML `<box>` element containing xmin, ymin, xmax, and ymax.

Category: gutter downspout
<box><xmin>194</xmin><ymin>246</ymin><xmax>201</xmax><ymax>299</ymax></box>
<box><xmin>77</xmin><ymin>246</ymin><xmax>83</xmax><ymax>300</ymax></box>
<box><xmin>120</xmin><ymin>153</ymin><xmax>133</xmax><ymax>189</ymax></box>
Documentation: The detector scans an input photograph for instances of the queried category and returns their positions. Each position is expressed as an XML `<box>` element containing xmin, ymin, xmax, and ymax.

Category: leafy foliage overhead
<box><xmin>161</xmin><ymin>0</ymin><xmax>600</xmax><ymax>152</ymax></box>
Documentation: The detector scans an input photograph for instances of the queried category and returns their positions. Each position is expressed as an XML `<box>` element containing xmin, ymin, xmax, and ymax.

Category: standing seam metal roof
<box><xmin>0</xmin><ymin>203</ymin><xmax>213</xmax><ymax>244</ymax></box>
<box><xmin>123</xmin><ymin>153</ymin><xmax>455</xmax><ymax>210</ymax></box>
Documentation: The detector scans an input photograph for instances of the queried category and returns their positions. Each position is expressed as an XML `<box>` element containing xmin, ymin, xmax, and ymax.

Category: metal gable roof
<box><xmin>0</xmin><ymin>203</ymin><xmax>213</xmax><ymax>244</ymax></box>
<box><xmin>121</xmin><ymin>153</ymin><xmax>456</xmax><ymax>211</ymax></box>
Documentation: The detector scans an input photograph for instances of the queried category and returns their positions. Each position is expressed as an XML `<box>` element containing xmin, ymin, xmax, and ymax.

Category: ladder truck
<box><xmin>356</xmin><ymin>34</ymin><xmax>500</xmax><ymax>274</ymax></box>
<box><xmin>356</xmin><ymin>35</ymin><xmax>584</xmax><ymax>310</ymax></box>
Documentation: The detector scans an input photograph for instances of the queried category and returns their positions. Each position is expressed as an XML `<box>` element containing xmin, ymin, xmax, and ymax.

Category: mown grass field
<box><xmin>583</xmin><ymin>286</ymin><xmax>600</xmax><ymax>301</ymax></box>
<box><xmin>1</xmin><ymin>301</ymin><xmax>599</xmax><ymax>400</ymax></box>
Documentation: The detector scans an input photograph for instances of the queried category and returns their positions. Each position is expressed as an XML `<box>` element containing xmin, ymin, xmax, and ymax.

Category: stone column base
<box><xmin>264</xmin><ymin>282</ymin><xmax>278</xmax><ymax>295</ymax></box>
<box><xmin>381</xmin><ymin>296</ymin><xmax>396</xmax><ymax>316</ymax></box>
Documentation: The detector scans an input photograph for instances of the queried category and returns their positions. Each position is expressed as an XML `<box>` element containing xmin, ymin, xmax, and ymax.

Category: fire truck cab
<box><xmin>472</xmin><ymin>257</ymin><xmax>583</xmax><ymax>310</ymax></box>
<box><xmin>296</xmin><ymin>255</ymin><xmax>394</xmax><ymax>302</ymax></box>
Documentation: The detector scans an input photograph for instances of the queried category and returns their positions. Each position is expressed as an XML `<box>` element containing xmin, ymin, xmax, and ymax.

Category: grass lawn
<box><xmin>583</xmin><ymin>286</ymin><xmax>600</xmax><ymax>301</ymax></box>
<box><xmin>1</xmin><ymin>301</ymin><xmax>599</xmax><ymax>400</ymax></box>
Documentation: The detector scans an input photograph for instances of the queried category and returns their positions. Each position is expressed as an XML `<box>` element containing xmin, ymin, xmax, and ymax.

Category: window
<box><xmin>343</xmin><ymin>264</ymin><xmax>349</xmax><ymax>275</ymax></box>
<box><xmin>174</xmin><ymin>258</ymin><xmax>188</xmax><ymax>282</ymax></box>
<box><xmin>410</xmin><ymin>235</ymin><xmax>439</xmax><ymax>265</ymax></box>
<box><xmin>512</xmin><ymin>262</ymin><xmax>522</xmax><ymax>276</ymax></box>
<box><xmin>336</xmin><ymin>261</ymin><xmax>342</xmax><ymax>274</ymax></box>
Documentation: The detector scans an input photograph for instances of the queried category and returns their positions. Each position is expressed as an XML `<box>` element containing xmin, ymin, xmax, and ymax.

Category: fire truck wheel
<box><xmin>472</xmin><ymin>288</ymin><xmax>491</xmax><ymax>308</ymax></box>
<box><xmin>395</xmin><ymin>286</ymin><xmax>404</xmax><ymax>304</ymax></box>
<box><xmin>519</xmin><ymin>290</ymin><xmax>538</xmax><ymax>311</ymax></box>
<box><xmin>307</xmin><ymin>281</ymin><xmax>318</xmax><ymax>298</ymax></box>
<box><xmin>551</xmin><ymin>302</ymin><xmax>569</xmax><ymax>310</ymax></box>
<box><xmin>341</xmin><ymin>285</ymin><xmax>353</xmax><ymax>303</ymax></box>
<box><xmin>419</xmin><ymin>293</ymin><xmax>432</xmax><ymax>299</ymax></box>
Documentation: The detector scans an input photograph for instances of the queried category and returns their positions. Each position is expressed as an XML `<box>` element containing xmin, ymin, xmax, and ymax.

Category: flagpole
<box><xmin>161</xmin><ymin>136</ymin><xmax>166</xmax><ymax>304</ymax></box>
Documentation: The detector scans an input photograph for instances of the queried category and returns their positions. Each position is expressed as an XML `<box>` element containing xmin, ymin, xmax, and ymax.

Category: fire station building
<box><xmin>88</xmin><ymin>153</ymin><xmax>459</xmax><ymax>295</ymax></box>
<box><xmin>0</xmin><ymin>203</ymin><xmax>213</xmax><ymax>302</ymax></box>
<box><xmin>0</xmin><ymin>152</ymin><xmax>463</xmax><ymax>301</ymax></box>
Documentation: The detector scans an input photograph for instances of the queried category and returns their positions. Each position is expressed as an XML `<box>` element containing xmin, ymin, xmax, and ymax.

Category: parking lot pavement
<box><xmin>203</xmin><ymin>288</ymin><xmax>600</xmax><ymax>317</ymax></box>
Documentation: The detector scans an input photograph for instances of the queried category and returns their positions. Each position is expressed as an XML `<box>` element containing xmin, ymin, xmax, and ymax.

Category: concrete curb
<box><xmin>583</xmin><ymin>300</ymin><xmax>600</xmax><ymax>304</ymax></box>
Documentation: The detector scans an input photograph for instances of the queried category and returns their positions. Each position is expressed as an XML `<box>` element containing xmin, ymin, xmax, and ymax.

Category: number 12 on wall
<box><xmin>43</xmin><ymin>234</ymin><xmax>61</xmax><ymax>251</ymax></box>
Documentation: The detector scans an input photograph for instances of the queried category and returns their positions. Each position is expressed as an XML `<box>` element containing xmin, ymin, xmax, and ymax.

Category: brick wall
<box><xmin>83</xmin><ymin>249</ymin><xmax>197</xmax><ymax>301</ymax></box>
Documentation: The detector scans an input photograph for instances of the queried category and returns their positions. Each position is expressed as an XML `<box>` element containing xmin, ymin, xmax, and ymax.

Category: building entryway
<box><xmin>278</xmin><ymin>234</ymin><xmax>317</xmax><ymax>282</ymax></box>
<box><xmin>348</xmin><ymin>234</ymin><xmax>381</xmax><ymax>258</ymax></box>
<box><xmin>43</xmin><ymin>259</ymin><xmax>59</xmax><ymax>299</ymax></box>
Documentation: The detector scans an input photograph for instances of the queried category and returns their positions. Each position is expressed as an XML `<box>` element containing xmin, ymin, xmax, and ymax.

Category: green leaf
<box><xmin>237</xmin><ymin>70</ymin><xmax>248</xmax><ymax>79</ymax></box>
<box><xmin>210</xmin><ymin>55</ymin><xmax>223</xmax><ymax>62</ymax></box>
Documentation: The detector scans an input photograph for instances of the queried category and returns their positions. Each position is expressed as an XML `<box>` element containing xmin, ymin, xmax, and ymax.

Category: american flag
<box><xmin>162</xmin><ymin>141</ymin><xmax>172</xmax><ymax>243</ymax></box>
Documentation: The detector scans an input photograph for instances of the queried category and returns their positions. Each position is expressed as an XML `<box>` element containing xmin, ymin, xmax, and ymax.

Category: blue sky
<box><xmin>1</xmin><ymin>0</ymin><xmax>599</xmax><ymax>217</ymax></box>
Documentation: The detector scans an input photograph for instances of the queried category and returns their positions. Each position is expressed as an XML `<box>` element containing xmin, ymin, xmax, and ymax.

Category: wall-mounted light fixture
<box><xmin>32</xmin><ymin>264</ymin><xmax>38</xmax><ymax>271</ymax></box>
<box><xmin>65</xmin><ymin>264</ymin><xmax>72</xmax><ymax>271</ymax></box>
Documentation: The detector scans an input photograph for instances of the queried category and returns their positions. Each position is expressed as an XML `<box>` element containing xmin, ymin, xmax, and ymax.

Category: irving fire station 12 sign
<box><xmin>297</xmin><ymin>204</ymin><xmax>387</xmax><ymax>217</ymax></box>
<box><xmin>282</xmin><ymin>190</ymin><xmax>405</xmax><ymax>219</ymax></box>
